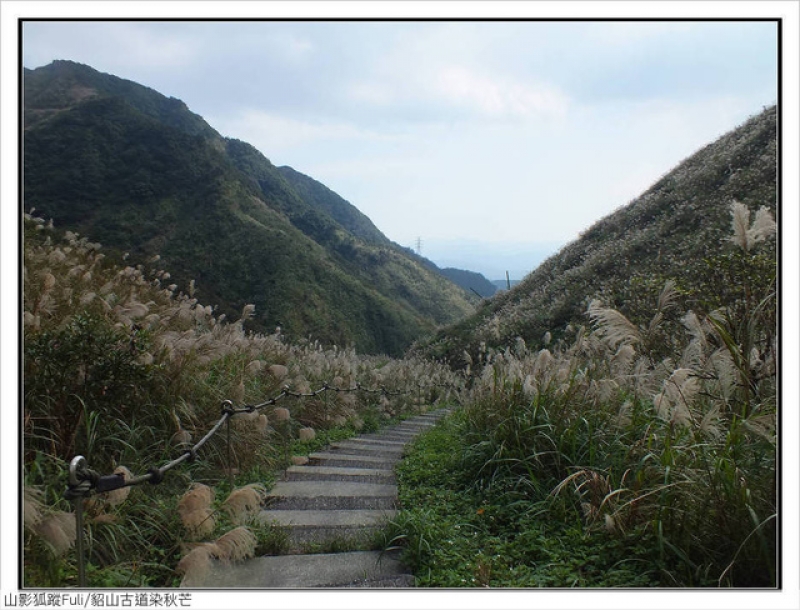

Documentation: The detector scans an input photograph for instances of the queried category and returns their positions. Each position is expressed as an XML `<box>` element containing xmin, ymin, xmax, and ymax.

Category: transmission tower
<box><xmin>415</xmin><ymin>237</ymin><xmax>423</xmax><ymax>256</ymax></box>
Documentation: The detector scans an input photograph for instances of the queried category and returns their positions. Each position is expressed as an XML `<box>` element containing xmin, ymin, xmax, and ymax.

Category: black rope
<box><xmin>65</xmin><ymin>378</ymin><xmax>462</xmax><ymax>495</ymax></box>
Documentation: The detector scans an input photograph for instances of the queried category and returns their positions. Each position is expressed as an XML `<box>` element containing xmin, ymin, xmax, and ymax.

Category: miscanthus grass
<box><xmin>391</xmin><ymin>202</ymin><xmax>776</xmax><ymax>587</ymax></box>
<box><xmin>23</xmin><ymin>213</ymin><xmax>460</xmax><ymax>587</ymax></box>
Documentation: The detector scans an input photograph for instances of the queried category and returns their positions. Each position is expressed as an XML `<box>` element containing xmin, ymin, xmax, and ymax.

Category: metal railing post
<box><xmin>227</xmin><ymin>415</ymin><xmax>234</xmax><ymax>490</ymax></box>
<box><xmin>66</xmin><ymin>456</ymin><xmax>89</xmax><ymax>588</ymax></box>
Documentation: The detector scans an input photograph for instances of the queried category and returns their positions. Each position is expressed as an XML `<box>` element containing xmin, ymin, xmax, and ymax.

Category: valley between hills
<box><xmin>22</xmin><ymin>60</ymin><xmax>778</xmax><ymax>589</ymax></box>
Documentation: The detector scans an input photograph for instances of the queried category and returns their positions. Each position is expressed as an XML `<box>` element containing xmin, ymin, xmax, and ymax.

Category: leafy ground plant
<box><xmin>386</xmin><ymin>413</ymin><xmax>663</xmax><ymax>587</ymax></box>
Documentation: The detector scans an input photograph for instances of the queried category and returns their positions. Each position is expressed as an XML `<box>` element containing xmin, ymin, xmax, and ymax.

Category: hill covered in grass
<box><xmin>23</xmin><ymin>60</ymin><xmax>476</xmax><ymax>356</ymax></box>
<box><xmin>413</xmin><ymin>105</ymin><xmax>777</xmax><ymax>364</ymax></box>
<box><xmin>393</xmin><ymin>107</ymin><xmax>777</xmax><ymax>588</ymax></box>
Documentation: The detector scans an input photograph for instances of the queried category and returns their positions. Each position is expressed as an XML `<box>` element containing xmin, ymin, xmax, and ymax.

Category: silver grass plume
<box><xmin>246</xmin><ymin>360</ymin><xmax>265</xmax><ymax>376</ymax></box>
<box><xmin>654</xmin><ymin>368</ymin><xmax>699</xmax><ymax>427</ymax></box>
<box><xmin>24</xmin><ymin>487</ymin><xmax>45</xmax><ymax>530</ymax></box>
<box><xmin>656</xmin><ymin>279</ymin><xmax>679</xmax><ymax>313</ymax></box>
<box><xmin>180</xmin><ymin>508</ymin><xmax>216</xmax><ymax>541</ymax></box>
<box><xmin>749</xmin><ymin>206</ymin><xmax>777</xmax><ymax>245</ymax></box>
<box><xmin>178</xmin><ymin>483</ymin><xmax>216</xmax><ymax>540</ymax></box>
<box><xmin>730</xmin><ymin>201</ymin><xmax>751</xmax><ymax>251</ymax></box>
<box><xmin>214</xmin><ymin>526</ymin><xmax>257</xmax><ymax>562</ymax></box>
<box><xmin>178</xmin><ymin>483</ymin><xmax>214</xmax><ymax>512</ymax></box>
<box><xmin>177</xmin><ymin>527</ymin><xmax>257</xmax><ymax>586</ymax></box>
<box><xmin>730</xmin><ymin>201</ymin><xmax>777</xmax><ymax>251</ymax></box>
<box><xmin>682</xmin><ymin>311</ymin><xmax>708</xmax><ymax>347</ymax></box>
<box><xmin>681</xmin><ymin>311</ymin><xmax>709</xmax><ymax>369</ymax></box>
<box><xmin>222</xmin><ymin>485</ymin><xmax>267</xmax><ymax>525</ymax></box>
<box><xmin>742</xmin><ymin>413</ymin><xmax>776</xmax><ymax>442</ymax></box>
<box><xmin>587</xmin><ymin>300</ymin><xmax>641</xmax><ymax>349</ymax></box>
<box><xmin>34</xmin><ymin>511</ymin><xmax>77</xmax><ymax>557</ymax></box>
<box><xmin>697</xmin><ymin>405</ymin><xmax>724</xmax><ymax>440</ymax></box>
<box><xmin>177</xmin><ymin>544</ymin><xmax>218</xmax><ymax>587</ymax></box>
<box><xmin>610</xmin><ymin>344</ymin><xmax>637</xmax><ymax>377</ymax></box>
<box><xmin>298</xmin><ymin>427</ymin><xmax>316</xmax><ymax>441</ymax></box>
<box><xmin>104</xmin><ymin>465</ymin><xmax>132</xmax><ymax>506</ymax></box>
<box><xmin>709</xmin><ymin>348</ymin><xmax>739</xmax><ymax>401</ymax></box>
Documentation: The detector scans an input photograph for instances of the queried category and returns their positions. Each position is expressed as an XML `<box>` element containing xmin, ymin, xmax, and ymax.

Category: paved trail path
<box><xmin>201</xmin><ymin>409</ymin><xmax>449</xmax><ymax>588</ymax></box>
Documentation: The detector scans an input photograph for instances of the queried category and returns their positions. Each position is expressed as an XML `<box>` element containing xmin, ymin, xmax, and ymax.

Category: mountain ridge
<box><xmin>22</xmin><ymin>60</ymin><xmax>478</xmax><ymax>355</ymax></box>
<box><xmin>412</xmin><ymin>105</ymin><xmax>777</xmax><ymax>363</ymax></box>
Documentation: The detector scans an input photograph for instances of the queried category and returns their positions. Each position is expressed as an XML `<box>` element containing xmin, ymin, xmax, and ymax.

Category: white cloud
<box><xmin>23</xmin><ymin>22</ymin><xmax>200</xmax><ymax>72</ymax></box>
<box><xmin>210</xmin><ymin>108</ymin><xmax>403</xmax><ymax>153</ymax></box>
<box><xmin>346</xmin><ymin>81</ymin><xmax>395</xmax><ymax>106</ymax></box>
<box><xmin>581</xmin><ymin>20</ymin><xmax>698</xmax><ymax>48</ymax></box>
<box><xmin>108</xmin><ymin>23</ymin><xmax>201</xmax><ymax>70</ymax></box>
<box><xmin>434</xmin><ymin>66</ymin><xmax>570</xmax><ymax>119</ymax></box>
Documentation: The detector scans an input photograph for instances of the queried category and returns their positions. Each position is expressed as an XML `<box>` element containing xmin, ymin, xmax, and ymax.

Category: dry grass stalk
<box><xmin>298</xmin><ymin>427</ymin><xmax>316</xmax><ymax>442</ymax></box>
<box><xmin>214</xmin><ymin>526</ymin><xmax>257</xmax><ymax>562</ymax></box>
<box><xmin>587</xmin><ymin>300</ymin><xmax>641</xmax><ymax>348</ymax></box>
<box><xmin>178</xmin><ymin>483</ymin><xmax>216</xmax><ymax>539</ymax></box>
<box><xmin>91</xmin><ymin>513</ymin><xmax>118</xmax><ymax>525</ymax></box>
<box><xmin>177</xmin><ymin>543</ymin><xmax>219</xmax><ymax>587</ymax></box>
<box><xmin>268</xmin><ymin>364</ymin><xmax>288</xmax><ymax>380</ymax></box>
<box><xmin>177</xmin><ymin>526</ymin><xmax>256</xmax><ymax>586</ymax></box>
<box><xmin>222</xmin><ymin>484</ymin><xmax>267</xmax><ymax>525</ymax></box>
<box><xmin>730</xmin><ymin>201</ymin><xmax>776</xmax><ymax>251</ymax></box>
<box><xmin>34</xmin><ymin>511</ymin><xmax>76</xmax><ymax>557</ymax></box>
<box><xmin>178</xmin><ymin>483</ymin><xmax>214</xmax><ymax>514</ymax></box>
<box><xmin>272</xmin><ymin>407</ymin><xmax>290</xmax><ymax>421</ymax></box>
<box><xmin>246</xmin><ymin>360</ymin><xmax>264</xmax><ymax>375</ymax></box>
<box><xmin>23</xmin><ymin>487</ymin><xmax>45</xmax><ymax>530</ymax></box>
<box><xmin>171</xmin><ymin>428</ymin><xmax>193</xmax><ymax>447</ymax></box>
<box><xmin>180</xmin><ymin>508</ymin><xmax>216</xmax><ymax>540</ymax></box>
<box><xmin>105</xmin><ymin>465</ymin><xmax>132</xmax><ymax>506</ymax></box>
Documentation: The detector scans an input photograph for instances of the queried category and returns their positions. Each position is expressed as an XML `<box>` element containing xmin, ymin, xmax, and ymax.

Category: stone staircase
<box><xmin>201</xmin><ymin>409</ymin><xmax>448</xmax><ymax>588</ymax></box>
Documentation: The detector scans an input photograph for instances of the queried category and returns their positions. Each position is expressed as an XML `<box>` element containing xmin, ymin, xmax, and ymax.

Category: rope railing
<box><xmin>63</xmin><ymin>378</ymin><xmax>461</xmax><ymax>586</ymax></box>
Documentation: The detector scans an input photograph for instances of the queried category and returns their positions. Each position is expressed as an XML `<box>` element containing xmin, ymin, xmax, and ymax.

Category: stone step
<box><xmin>356</xmin><ymin>436</ymin><xmax>414</xmax><ymax>446</ymax></box>
<box><xmin>308</xmin><ymin>452</ymin><xmax>398</xmax><ymax>469</ymax></box>
<box><xmin>327</xmin><ymin>441</ymin><xmax>406</xmax><ymax>457</ymax></box>
<box><xmin>382</xmin><ymin>426</ymin><xmax>431</xmax><ymax>436</ymax></box>
<box><xmin>258</xmin><ymin>509</ymin><xmax>396</xmax><ymax>550</ymax></box>
<box><xmin>407</xmin><ymin>413</ymin><xmax>447</xmax><ymax>421</ymax></box>
<box><xmin>360</xmin><ymin>431</ymin><xmax>419</xmax><ymax>441</ymax></box>
<box><xmin>265</xmin><ymin>480</ymin><xmax>397</xmax><ymax>510</ymax></box>
<box><xmin>333</xmin><ymin>437</ymin><xmax>408</xmax><ymax>447</ymax></box>
<box><xmin>391</xmin><ymin>421</ymin><xmax>438</xmax><ymax>431</ymax></box>
<box><xmin>259</xmin><ymin>508</ymin><xmax>396</xmax><ymax>528</ymax></box>
<box><xmin>340</xmin><ymin>574</ymin><xmax>415</xmax><ymax>588</ymax></box>
<box><xmin>285</xmin><ymin>465</ymin><xmax>395</xmax><ymax>483</ymax></box>
<box><xmin>401</xmin><ymin>415</ymin><xmax>443</xmax><ymax>422</ymax></box>
<box><xmin>201</xmin><ymin>550</ymin><xmax>409</xmax><ymax>588</ymax></box>
<box><xmin>198</xmin><ymin>408</ymin><xmax>452</xmax><ymax>587</ymax></box>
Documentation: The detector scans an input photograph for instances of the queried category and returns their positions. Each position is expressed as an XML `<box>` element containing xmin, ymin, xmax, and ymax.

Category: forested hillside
<box><xmin>23</xmin><ymin>60</ymin><xmax>476</xmax><ymax>356</ymax></box>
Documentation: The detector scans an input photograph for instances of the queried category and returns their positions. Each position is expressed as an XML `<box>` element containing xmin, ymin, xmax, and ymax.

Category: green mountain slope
<box><xmin>414</xmin><ymin>106</ymin><xmax>777</xmax><ymax>363</ymax></box>
<box><xmin>23</xmin><ymin>60</ymin><xmax>475</xmax><ymax>355</ymax></box>
<box><xmin>276</xmin><ymin>165</ymin><xmax>391</xmax><ymax>246</ymax></box>
<box><xmin>439</xmin><ymin>268</ymin><xmax>497</xmax><ymax>297</ymax></box>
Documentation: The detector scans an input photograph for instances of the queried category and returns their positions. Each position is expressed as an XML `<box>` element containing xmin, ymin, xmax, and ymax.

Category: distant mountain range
<box><xmin>413</xmin><ymin>106</ymin><xmax>777</xmax><ymax>362</ymax></box>
<box><xmin>22</xmin><ymin>60</ymin><xmax>484</xmax><ymax>356</ymax></box>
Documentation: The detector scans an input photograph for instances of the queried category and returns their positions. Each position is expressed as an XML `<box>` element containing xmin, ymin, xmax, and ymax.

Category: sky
<box><xmin>19</xmin><ymin>17</ymin><xmax>778</xmax><ymax>279</ymax></box>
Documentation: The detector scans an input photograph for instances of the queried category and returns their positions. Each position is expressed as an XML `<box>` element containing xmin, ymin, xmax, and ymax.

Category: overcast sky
<box><xmin>21</xmin><ymin>18</ymin><xmax>777</xmax><ymax>278</ymax></box>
